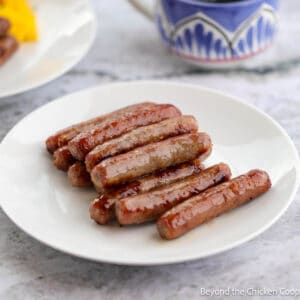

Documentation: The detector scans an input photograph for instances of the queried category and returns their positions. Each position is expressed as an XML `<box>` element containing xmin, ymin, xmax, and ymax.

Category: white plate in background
<box><xmin>0</xmin><ymin>0</ymin><xmax>96</xmax><ymax>98</ymax></box>
<box><xmin>0</xmin><ymin>81</ymin><xmax>299</xmax><ymax>265</ymax></box>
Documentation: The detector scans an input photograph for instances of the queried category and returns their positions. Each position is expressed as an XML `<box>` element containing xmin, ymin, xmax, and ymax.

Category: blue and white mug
<box><xmin>128</xmin><ymin>0</ymin><xmax>279</xmax><ymax>67</ymax></box>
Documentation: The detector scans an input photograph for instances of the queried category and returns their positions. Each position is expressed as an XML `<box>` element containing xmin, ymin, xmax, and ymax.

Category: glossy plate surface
<box><xmin>0</xmin><ymin>81</ymin><xmax>299</xmax><ymax>265</ymax></box>
<box><xmin>0</xmin><ymin>0</ymin><xmax>96</xmax><ymax>98</ymax></box>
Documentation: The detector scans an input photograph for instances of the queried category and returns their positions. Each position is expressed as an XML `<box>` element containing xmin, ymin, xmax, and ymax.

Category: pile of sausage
<box><xmin>46</xmin><ymin>102</ymin><xmax>272</xmax><ymax>240</ymax></box>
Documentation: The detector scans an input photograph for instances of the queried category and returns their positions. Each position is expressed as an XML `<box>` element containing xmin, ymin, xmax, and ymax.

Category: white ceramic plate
<box><xmin>0</xmin><ymin>0</ymin><xmax>96</xmax><ymax>98</ymax></box>
<box><xmin>0</xmin><ymin>81</ymin><xmax>299</xmax><ymax>265</ymax></box>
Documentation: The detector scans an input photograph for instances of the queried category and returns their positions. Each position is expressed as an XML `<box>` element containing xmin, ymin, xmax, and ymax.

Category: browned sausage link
<box><xmin>85</xmin><ymin>115</ymin><xmax>198</xmax><ymax>172</ymax></box>
<box><xmin>50</xmin><ymin>103</ymin><xmax>159</xmax><ymax>169</ymax></box>
<box><xmin>67</xmin><ymin>162</ymin><xmax>92</xmax><ymax>187</ymax></box>
<box><xmin>53</xmin><ymin>146</ymin><xmax>76</xmax><ymax>171</ymax></box>
<box><xmin>58</xmin><ymin>102</ymin><xmax>157</xmax><ymax>149</ymax></box>
<box><xmin>91</xmin><ymin>132</ymin><xmax>211</xmax><ymax>192</ymax></box>
<box><xmin>0</xmin><ymin>18</ymin><xmax>10</xmax><ymax>36</ymax></box>
<box><xmin>89</xmin><ymin>159</ymin><xmax>205</xmax><ymax>225</ymax></box>
<box><xmin>197</xmin><ymin>141</ymin><xmax>212</xmax><ymax>162</ymax></box>
<box><xmin>53</xmin><ymin>116</ymin><xmax>196</xmax><ymax>173</ymax></box>
<box><xmin>0</xmin><ymin>35</ymin><xmax>18</xmax><ymax>66</ymax></box>
<box><xmin>68</xmin><ymin>104</ymin><xmax>182</xmax><ymax>161</ymax></box>
<box><xmin>89</xmin><ymin>197</ymin><xmax>115</xmax><ymax>225</ymax></box>
<box><xmin>157</xmin><ymin>169</ymin><xmax>272</xmax><ymax>240</ymax></box>
<box><xmin>115</xmin><ymin>163</ymin><xmax>231</xmax><ymax>225</ymax></box>
<box><xmin>119</xmin><ymin>159</ymin><xmax>205</xmax><ymax>197</ymax></box>
<box><xmin>45</xmin><ymin>102</ymin><xmax>157</xmax><ymax>153</ymax></box>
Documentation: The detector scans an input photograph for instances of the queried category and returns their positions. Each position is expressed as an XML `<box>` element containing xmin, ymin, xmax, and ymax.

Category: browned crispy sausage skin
<box><xmin>68</xmin><ymin>104</ymin><xmax>182</xmax><ymax>161</ymax></box>
<box><xmin>91</xmin><ymin>132</ymin><xmax>212</xmax><ymax>192</ymax></box>
<box><xmin>0</xmin><ymin>35</ymin><xmax>18</xmax><ymax>66</ymax></box>
<box><xmin>157</xmin><ymin>169</ymin><xmax>272</xmax><ymax>240</ymax></box>
<box><xmin>53</xmin><ymin>146</ymin><xmax>76</xmax><ymax>171</ymax></box>
<box><xmin>89</xmin><ymin>159</ymin><xmax>205</xmax><ymax>224</ymax></box>
<box><xmin>45</xmin><ymin>102</ymin><xmax>157</xmax><ymax>153</ymax></box>
<box><xmin>67</xmin><ymin>162</ymin><xmax>92</xmax><ymax>187</ymax></box>
<box><xmin>85</xmin><ymin>115</ymin><xmax>198</xmax><ymax>172</ymax></box>
<box><xmin>115</xmin><ymin>163</ymin><xmax>231</xmax><ymax>225</ymax></box>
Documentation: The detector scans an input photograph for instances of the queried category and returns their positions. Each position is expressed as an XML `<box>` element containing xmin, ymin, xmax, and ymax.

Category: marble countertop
<box><xmin>0</xmin><ymin>1</ymin><xmax>300</xmax><ymax>299</ymax></box>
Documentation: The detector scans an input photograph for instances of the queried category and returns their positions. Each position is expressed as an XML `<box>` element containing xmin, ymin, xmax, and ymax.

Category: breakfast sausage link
<box><xmin>89</xmin><ymin>159</ymin><xmax>205</xmax><ymax>225</ymax></box>
<box><xmin>45</xmin><ymin>102</ymin><xmax>157</xmax><ymax>153</ymax></box>
<box><xmin>68</xmin><ymin>104</ymin><xmax>182</xmax><ymax>161</ymax></box>
<box><xmin>53</xmin><ymin>146</ymin><xmax>76</xmax><ymax>171</ymax></box>
<box><xmin>115</xmin><ymin>163</ymin><xmax>231</xmax><ymax>225</ymax></box>
<box><xmin>50</xmin><ymin>103</ymin><xmax>159</xmax><ymax>170</ymax></box>
<box><xmin>0</xmin><ymin>18</ymin><xmax>10</xmax><ymax>36</ymax></box>
<box><xmin>67</xmin><ymin>162</ymin><xmax>92</xmax><ymax>187</ymax></box>
<box><xmin>85</xmin><ymin>115</ymin><xmax>198</xmax><ymax>172</ymax></box>
<box><xmin>91</xmin><ymin>132</ymin><xmax>212</xmax><ymax>192</ymax></box>
<box><xmin>157</xmin><ymin>169</ymin><xmax>272</xmax><ymax>240</ymax></box>
<box><xmin>0</xmin><ymin>35</ymin><xmax>18</xmax><ymax>66</ymax></box>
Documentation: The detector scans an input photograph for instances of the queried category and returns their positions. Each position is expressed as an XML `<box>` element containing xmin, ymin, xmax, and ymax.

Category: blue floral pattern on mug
<box><xmin>156</xmin><ymin>0</ymin><xmax>279</xmax><ymax>63</ymax></box>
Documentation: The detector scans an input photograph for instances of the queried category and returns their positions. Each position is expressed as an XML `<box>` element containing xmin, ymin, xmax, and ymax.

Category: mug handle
<box><xmin>127</xmin><ymin>0</ymin><xmax>155</xmax><ymax>21</ymax></box>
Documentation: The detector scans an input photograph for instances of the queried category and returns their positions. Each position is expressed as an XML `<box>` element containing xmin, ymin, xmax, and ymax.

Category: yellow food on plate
<box><xmin>0</xmin><ymin>0</ymin><xmax>38</xmax><ymax>42</ymax></box>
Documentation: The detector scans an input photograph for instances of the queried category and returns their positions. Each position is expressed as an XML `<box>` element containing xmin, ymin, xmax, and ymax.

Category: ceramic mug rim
<box><xmin>171</xmin><ymin>0</ymin><xmax>274</xmax><ymax>9</ymax></box>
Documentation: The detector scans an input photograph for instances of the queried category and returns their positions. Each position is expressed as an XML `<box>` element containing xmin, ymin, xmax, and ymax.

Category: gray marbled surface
<box><xmin>0</xmin><ymin>1</ymin><xmax>300</xmax><ymax>299</ymax></box>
